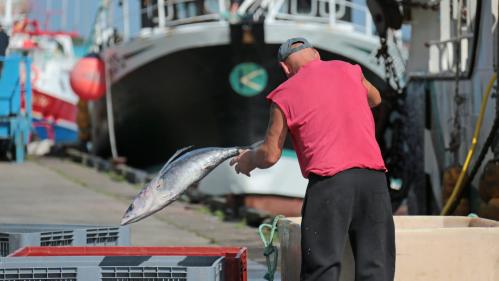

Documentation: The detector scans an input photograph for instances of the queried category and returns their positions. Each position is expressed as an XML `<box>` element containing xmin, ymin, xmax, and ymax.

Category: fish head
<box><xmin>121</xmin><ymin>176</ymin><xmax>170</xmax><ymax>225</ymax></box>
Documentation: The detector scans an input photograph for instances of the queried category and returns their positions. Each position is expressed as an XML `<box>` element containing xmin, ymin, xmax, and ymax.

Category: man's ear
<box><xmin>313</xmin><ymin>48</ymin><xmax>320</xmax><ymax>59</ymax></box>
<box><xmin>279</xmin><ymin>61</ymin><xmax>291</xmax><ymax>77</ymax></box>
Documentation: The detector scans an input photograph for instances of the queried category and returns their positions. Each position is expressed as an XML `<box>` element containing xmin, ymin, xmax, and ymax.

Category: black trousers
<box><xmin>301</xmin><ymin>168</ymin><xmax>396</xmax><ymax>281</ymax></box>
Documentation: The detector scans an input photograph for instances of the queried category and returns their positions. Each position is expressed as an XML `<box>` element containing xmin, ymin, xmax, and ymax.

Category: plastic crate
<box><xmin>0</xmin><ymin>224</ymin><xmax>130</xmax><ymax>257</ymax></box>
<box><xmin>0</xmin><ymin>255</ymin><xmax>223</xmax><ymax>281</ymax></box>
<box><xmin>10</xmin><ymin>246</ymin><xmax>247</xmax><ymax>281</ymax></box>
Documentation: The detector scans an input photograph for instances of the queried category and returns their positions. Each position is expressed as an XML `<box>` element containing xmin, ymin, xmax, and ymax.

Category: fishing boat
<box><xmin>403</xmin><ymin>0</ymin><xmax>499</xmax><ymax>219</ymax></box>
<box><xmin>1</xmin><ymin>0</ymin><xmax>81</xmax><ymax>146</ymax></box>
<box><xmin>90</xmin><ymin>0</ymin><xmax>406</xmax><ymax>217</ymax></box>
<box><xmin>8</xmin><ymin>19</ymin><xmax>80</xmax><ymax>145</ymax></box>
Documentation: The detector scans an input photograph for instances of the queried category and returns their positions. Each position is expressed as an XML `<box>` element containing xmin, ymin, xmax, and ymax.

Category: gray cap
<box><xmin>277</xmin><ymin>37</ymin><xmax>313</xmax><ymax>62</ymax></box>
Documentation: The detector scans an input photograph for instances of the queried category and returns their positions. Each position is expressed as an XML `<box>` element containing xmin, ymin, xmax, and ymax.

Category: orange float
<box><xmin>69</xmin><ymin>54</ymin><xmax>106</xmax><ymax>100</ymax></box>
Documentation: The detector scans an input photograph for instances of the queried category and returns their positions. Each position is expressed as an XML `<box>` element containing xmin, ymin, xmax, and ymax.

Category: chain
<box><xmin>375</xmin><ymin>36</ymin><xmax>404</xmax><ymax>94</ymax></box>
<box><xmin>448</xmin><ymin>91</ymin><xmax>466</xmax><ymax>160</ymax></box>
<box><xmin>448</xmin><ymin>0</ymin><xmax>465</xmax><ymax>162</ymax></box>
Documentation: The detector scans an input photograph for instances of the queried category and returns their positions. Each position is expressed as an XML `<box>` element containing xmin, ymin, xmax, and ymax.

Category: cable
<box><xmin>441</xmin><ymin>74</ymin><xmax>497</xmax><ymax>215</ymax></box>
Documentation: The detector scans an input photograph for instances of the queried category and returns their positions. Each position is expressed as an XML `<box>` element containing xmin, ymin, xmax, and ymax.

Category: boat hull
<box><xmin>92</xmin><ymin>43</ymin><xmax>388</xmax><ymax>168</ymax></box>
<box><xmin>31</xmin><ymin>88</ymin><xmax>78</xmax><ymax>143</ymax></box>
<box><xmin>90</xmin><ymin>34</ymin><xmax>397</xmax><ymax>217</ymax></box>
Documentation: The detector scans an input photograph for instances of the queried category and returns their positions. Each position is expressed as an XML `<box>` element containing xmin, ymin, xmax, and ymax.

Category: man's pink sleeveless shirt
<box><xmin>267</xmin><ymin>59</ymin><xmax>386</xmax><ymax>178</ymax></box>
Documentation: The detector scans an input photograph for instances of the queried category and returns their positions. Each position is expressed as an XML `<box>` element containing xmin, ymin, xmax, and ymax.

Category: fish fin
<box><xmin>159</xmin><ymin>145</ymin><xmax>194</xmax><ymax>174</ymax></box>
<box><xmin>202</xmin><ymin>162</ymin><xmax>218</xmax><ymax>171</ymax></box>
<box><xmin>240</xmin><ymin>140</ymin><xmax>264</xmax><ymax>150</ymax></box>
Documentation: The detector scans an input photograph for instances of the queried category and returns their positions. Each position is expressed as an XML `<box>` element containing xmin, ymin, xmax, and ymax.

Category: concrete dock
<box><xmin>0</xmin><ymin>157</ymin><xmax>280</xmax><ymax>280</ymax></box>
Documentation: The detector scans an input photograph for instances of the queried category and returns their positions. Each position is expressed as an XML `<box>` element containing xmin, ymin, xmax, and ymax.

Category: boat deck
<box><xmin>0</xmin><ymin>157</ymin><xmax>280</xmax><ymax>280</ymax></box>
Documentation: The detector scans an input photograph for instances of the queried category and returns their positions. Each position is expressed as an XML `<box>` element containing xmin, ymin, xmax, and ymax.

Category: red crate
<box><xmin>10</xmin><ymin>246</ymin><xmax>247</xmax><ymax>281</ymax></box>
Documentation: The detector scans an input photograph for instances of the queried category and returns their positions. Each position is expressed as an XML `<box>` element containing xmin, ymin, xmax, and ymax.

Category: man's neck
<box><xmin>293</xmin><ymin>59</ymin><xmax>321</xmax><ymax>75</ymax></box>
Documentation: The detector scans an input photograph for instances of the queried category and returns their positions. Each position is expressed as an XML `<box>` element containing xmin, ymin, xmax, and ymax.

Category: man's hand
<box><xmin>230</xmin><ymin>149</ymin><xmax>256</xmax><ymax>177</ymax></box>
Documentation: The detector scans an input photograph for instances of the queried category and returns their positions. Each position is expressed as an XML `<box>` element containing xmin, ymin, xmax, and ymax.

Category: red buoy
<box><xmin>70</xmin><ymin>54</ymin><xmax>106</xmax><ymax>101</ymax></box>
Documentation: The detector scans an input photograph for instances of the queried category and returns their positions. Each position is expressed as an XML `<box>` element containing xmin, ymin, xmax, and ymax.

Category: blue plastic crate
<box><xmin>0</xmin><ymin>224</ymin><xmax>130</xmax><ymax>257</ymax></box>
<box><xmin>0</xmin><ymin>255</ymin><xmax>223</xmax><ymax>281</ymax></box>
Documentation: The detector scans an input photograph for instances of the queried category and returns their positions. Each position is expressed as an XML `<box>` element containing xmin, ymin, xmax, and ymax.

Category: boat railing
<box><xmin>133</xmin><ymin>0</ymin><xmax>227</xmax><ymax>32</ymax></box>
<box><xmin>409</xmin><ymin>0</ymin><xmax>479</xmax><ymax>79</ymax></box>
<box><xmin>152</xmin><ymin>0</ymin><xmax>225</xmax><ymax>28</ymax></box>
<box><xmin>244</xmin><ymin>0</ymin><xmax>375</xmax><ymax>36</ymax></box>
<box><xmin>130</xmin><ymin>0</ymin><xmax>374</xmax><ymax>38</ymax></box>
<box><xmin>101</xmin><ymin>0</ymin><xmax>406</xmax><ymax>88</ymax></box>
<box><xmin>425</xmin><ymin>34</ymin><xmax>474</xmax><ymax>76</ymax></box>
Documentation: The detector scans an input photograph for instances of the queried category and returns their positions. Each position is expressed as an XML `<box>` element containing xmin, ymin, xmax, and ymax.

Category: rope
<box><xmin>258</xmin><ymin>215</ymin><xmax>284</xmax><ymax>281</ymax></box>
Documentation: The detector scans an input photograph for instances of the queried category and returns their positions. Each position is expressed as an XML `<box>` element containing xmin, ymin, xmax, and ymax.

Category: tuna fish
<box><xmin>121</xmin><ymin>143</ymin><xmax>260</xmax><ymax>225</ymax></box>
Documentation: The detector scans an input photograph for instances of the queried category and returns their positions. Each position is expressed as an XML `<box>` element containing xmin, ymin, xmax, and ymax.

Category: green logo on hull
<box><xmin>229</xmin><ymin>62</ymin><xmax>268</xmax><ymax>97</ymax></box>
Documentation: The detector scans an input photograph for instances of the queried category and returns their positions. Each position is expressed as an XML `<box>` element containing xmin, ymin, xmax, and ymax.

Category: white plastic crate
<box><xmin>0</xmin><ymin>224</ymin><xmax>130</xmax><ymax>257</ymax></box>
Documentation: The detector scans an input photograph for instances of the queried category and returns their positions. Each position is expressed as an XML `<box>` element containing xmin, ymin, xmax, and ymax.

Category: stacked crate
<box><xmin>0</xmin><ymin>225</ymin><xmax>248</xmax><ymax>280</ymax></box>
<box><xmin>0</xmin><ymin>224</ymin><xmax>130</xmax><ymax>257</ymax></box>
<box><xmin>2</xmin><ymin>246</ymin><xmax>248</xmax><ymax>281</ymax></box>
<box><xmin>0</xmin><ymin>255</ymin><xmax>224</xmax><ymax>281</ymax></box>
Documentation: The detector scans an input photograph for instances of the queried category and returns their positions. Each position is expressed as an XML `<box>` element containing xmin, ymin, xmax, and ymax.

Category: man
<box><xmin>230</xmin><ymin>38</ymin><xmax>395</xmax><ymax>281</ymax></box>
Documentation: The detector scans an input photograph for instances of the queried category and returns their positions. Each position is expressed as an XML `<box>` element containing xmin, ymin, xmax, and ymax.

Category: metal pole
<box><xmin>62</xmin><ymin>0</ymin><xmax>68</xmax><ymax>31</ymax></box>
<box><xmin>47</xmin><ymin>0</ymin><xmax>52</xmax><ymax>30</ymax></box>
<box><xmin>451</xmin><ymin>0</ymin><xmax>463</xmax><ymax>163</ymax></box>
<box><xmin>98</xmin><ymin>0</ymin><xmax>111</xmax><ymax>48</ymax></box>
<box><xmin>495</xmin><ymin>0</ymin><xmax>499</xmax><ymax>114</ymax></box>
<box><xmin>158</xmin><ymin>0</ymin><xmax>166</xmax><ymax>28</ymax></box>
<box><xmin>329</xmin><ymin>0</ymin><xmax>336</xmax><ymax>27</ymax></box>
<box><xmin>4</xmin><ymin>0</ymin><xmax>12</xmax><ymax>28</ymax></box>
<box><xmin>365</xmin><ymin>5</ymin><xmax>372</xmax><ymax>36</ymax></box>
<box><xmin>74</xmin><ymin>0</ymin><xmax>80</xmax><ymax>32</ymax></box>
<box><xmin>218</xmin><ymin>0</ymin><xmax>226</xmax><ymax>13</ymax></box>
<box><xmin>25</xmin><ymin>57</ymin><xmax>32</xmax><ymax>124</ymax></box>
<box><xmin>494</xmin><ymin>0</ymin><xmax>499</xmax><ymax>159</ymax></box>
<box><xmin>122</xmin><ymin>0</ymin><xmax>130</xmax><ymax>41</ymax></box>
<box><xmin>101</xmin><ymin>2</ymin><xmax>119</xmax><ymax>158</ymax></box>
<box><xmin>84</xmin><ymin>1</ymin><xmax>90</xmax><ymax>37</ymax></box>
<box><xmin>108</xmin><ymin>0</ymin><xmax>114</xmax><ymax>28</ymax></box>
<box><xmin>104</xmin><ymin>54</ymin><xmax>119</xmax><ymax>159</ymax></box>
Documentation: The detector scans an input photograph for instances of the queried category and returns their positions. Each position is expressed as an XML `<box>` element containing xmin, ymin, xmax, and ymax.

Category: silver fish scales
<box><xmin>121</xmin><ymin>146</ymin><xmax>241</xmax><ymax>225</ymax></box>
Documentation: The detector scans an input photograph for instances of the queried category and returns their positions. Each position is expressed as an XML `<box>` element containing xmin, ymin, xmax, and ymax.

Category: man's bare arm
<box><xmin>253</xmin><ymin>103</ymin><xmax>288</xmax><ymax>168</ymax></box>
<box><xmin>362</xmin><ymin>77</ymin><xmax>382</xmax><ymax>108</ymax></box>
<box><xmin>229</xmin><ymin>103</ymin><xmax>287</xmax><ymax>176</ymax></box>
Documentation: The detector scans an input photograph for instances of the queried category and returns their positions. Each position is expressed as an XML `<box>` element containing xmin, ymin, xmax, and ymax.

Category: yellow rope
<box><xmin>441</xmin><ymin>74</ymin><xmax>497</xmax><ymax>215</ymax></box>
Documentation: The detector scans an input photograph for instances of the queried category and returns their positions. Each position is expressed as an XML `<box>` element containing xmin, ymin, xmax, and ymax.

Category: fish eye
<box><xmin>127</xmin><ymin>204</ymin><xmax>134</xmax><ymax>212</ymax></box>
